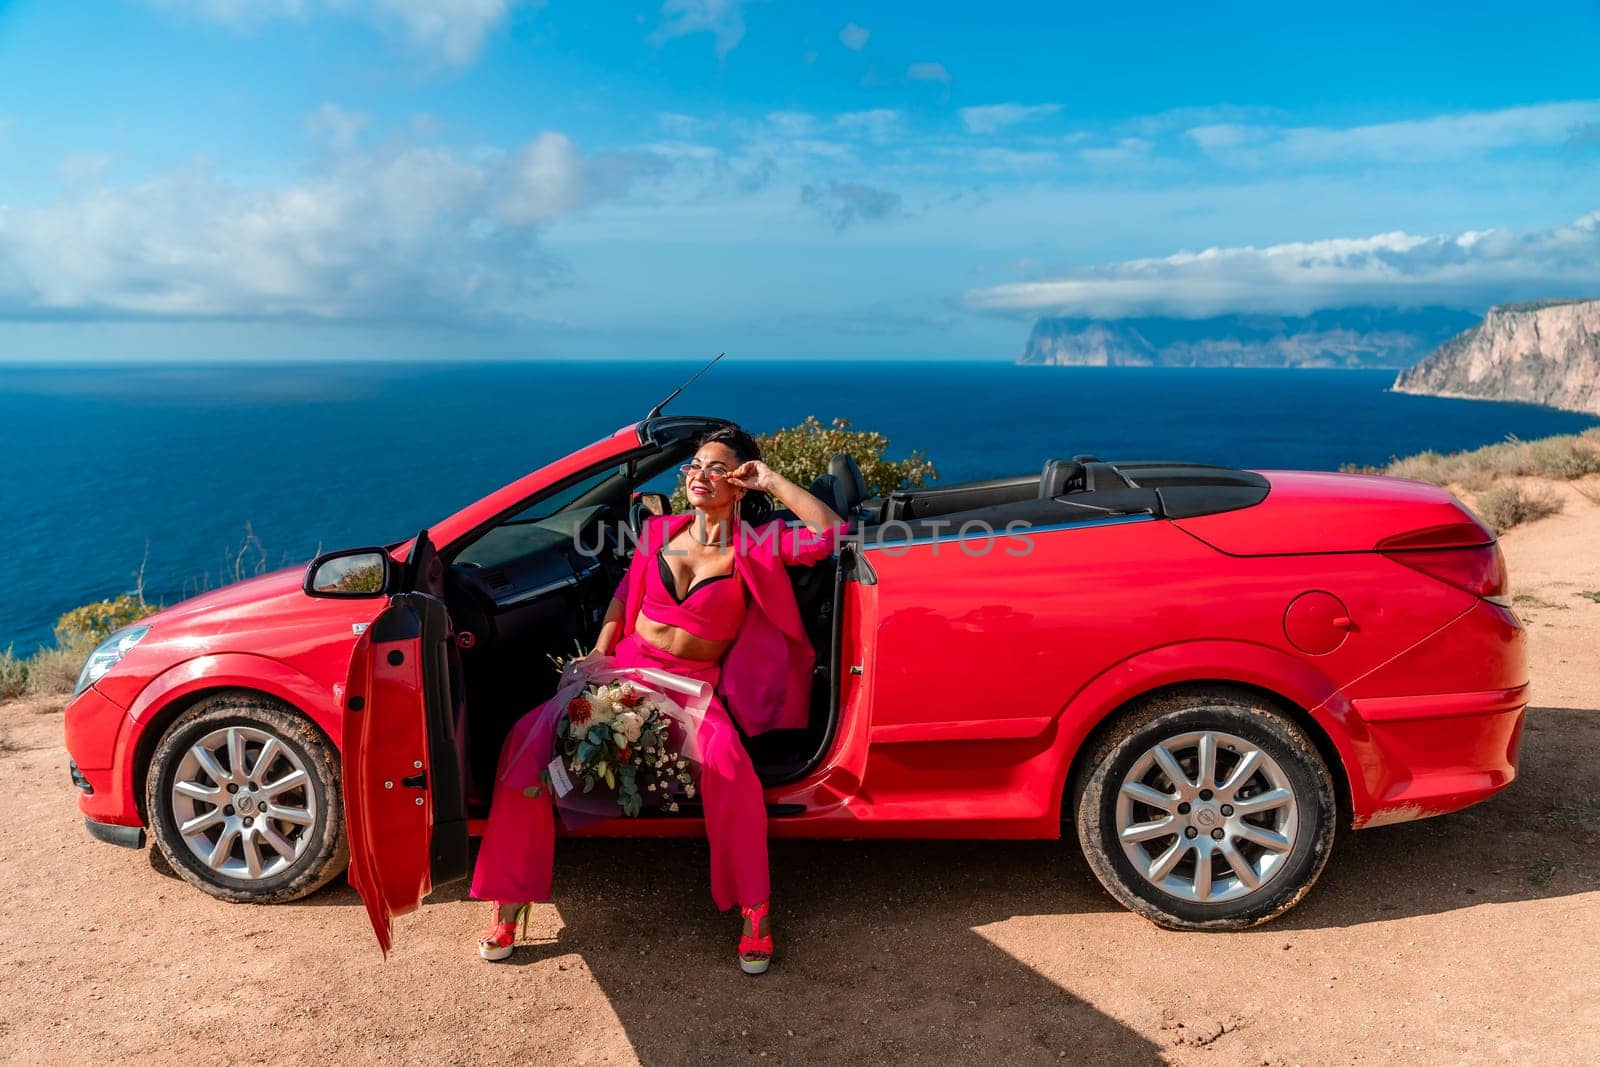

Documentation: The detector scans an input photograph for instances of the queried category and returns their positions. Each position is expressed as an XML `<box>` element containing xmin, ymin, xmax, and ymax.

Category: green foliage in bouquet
<box><xmin>671</xmin><ymin>416</ymin><xmax>936</xmax><ymax>511</ymax></box>
<box><xmin>543</xmin><ymin>680</ymin><xmax>696</xmax><ymax>817</ymax></box>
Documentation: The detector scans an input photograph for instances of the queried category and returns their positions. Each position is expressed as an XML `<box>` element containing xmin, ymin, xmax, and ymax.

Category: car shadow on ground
<box><xmin>448</xmin><ymin>835</ymin><xmax>1163</xmax><ymax>1063</ymax></box>
<box><xmin>415</xmin><ymin>706</ymin><xmax>1596</xmax><ymax>1061</ymax></box>
<box><xmin>141</xmin><ymin>706</ymin><xmax>1598</xmax><ymax>1058</ymax></box>
<box><xmin>1273</xmin><ymin>704</ymin><xmax>1600</xmax><ymax>930</ymax></box>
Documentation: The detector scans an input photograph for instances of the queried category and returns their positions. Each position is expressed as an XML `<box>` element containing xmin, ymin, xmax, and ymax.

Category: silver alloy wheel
<box><xmin>1114</xmin><ymin>729</ymin><xmax>1298</xmax><ymax>904</ymax></box>
<box><xmin>168</xmin><ymin>725</ymin><xmax>317</xmax><ymax>880</ymax></box>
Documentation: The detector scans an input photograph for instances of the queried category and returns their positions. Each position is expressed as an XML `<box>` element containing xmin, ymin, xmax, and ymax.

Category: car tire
<box><xmin>1075</xmin><ymin>688</ymin><xmax>1336</xmax><ymax>931</ymax></box>
<box><xmin>146</xmin><ymin>693</ymin><xmax>348</xmax><ymax>903</ymax></box>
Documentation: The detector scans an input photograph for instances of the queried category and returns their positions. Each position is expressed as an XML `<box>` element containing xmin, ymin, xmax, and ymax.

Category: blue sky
<box><xmin>2</xmin><ymin>0</ymin><xmax>1600</xmax><ymax>360</ymax></box>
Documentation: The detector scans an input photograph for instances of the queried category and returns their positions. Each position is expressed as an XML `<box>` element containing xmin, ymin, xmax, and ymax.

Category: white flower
<box><xmin>614</xmin><ymin>711</ymin><xmax>645</xmax><ymax>744</ymax></box>
<box><xmin>584</xmin><ymin>690</ymin><xmax>615</xmax><ymax>726</ymax></box>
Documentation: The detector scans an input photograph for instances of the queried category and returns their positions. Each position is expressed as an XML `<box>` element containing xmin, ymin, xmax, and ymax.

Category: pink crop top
<box><xmin>638</xmin><ymin>548</ymin><xmax>747</xmax><ymax>642</ymax></box>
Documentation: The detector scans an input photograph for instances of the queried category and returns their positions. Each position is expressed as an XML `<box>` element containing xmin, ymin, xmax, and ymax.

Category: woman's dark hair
<box><xmin>697</xmin><ymin>424</ymin><xmax>772</xmax><ymax>526</ymax></box>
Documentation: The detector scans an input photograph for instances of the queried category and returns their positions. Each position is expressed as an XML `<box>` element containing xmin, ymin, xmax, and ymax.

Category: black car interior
<box><xmin>431</xmin><ymin>415</ymin><xmax>1270</xmax><ymax>814</ymax></box>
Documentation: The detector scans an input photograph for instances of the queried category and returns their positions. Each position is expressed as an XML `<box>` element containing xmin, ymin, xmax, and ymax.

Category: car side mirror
<box><xmin>304</xmin><ymin>548</ymin><xmax>392</xmax><ymax>598</ymax></box>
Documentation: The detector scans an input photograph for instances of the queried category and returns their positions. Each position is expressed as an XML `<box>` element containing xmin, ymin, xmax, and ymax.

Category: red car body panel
<box><xmin>60</xmin><ymin>419</ymin><xmax>1528</xmax><ymax>940</ymax></box>
<box><xmin>1170</xmin><ymin>469</ymin><xmax>1489</xmax><ymax>554</ymax></box>
<box><xmin>341</xmin><ymin>607</ymin><xmax>443</xmax><ymax>957</ymax></box>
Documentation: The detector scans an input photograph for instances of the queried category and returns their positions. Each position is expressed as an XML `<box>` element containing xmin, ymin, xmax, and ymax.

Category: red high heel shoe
<box><xmin>738</xmin><ymin>900</ymin><xmax>773</xmax><ymax>975</ymax></box>
<box><xmin>477</xmin><ymin>901</ymin><xmax>531</xmax><ymax>962</ymax></box>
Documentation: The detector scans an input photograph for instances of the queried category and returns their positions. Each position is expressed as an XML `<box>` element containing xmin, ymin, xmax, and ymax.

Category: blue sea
<box><xmin>3</xmin><ymin>360</ymin><xmax>1597</xmax><ymax>653</ymax></box>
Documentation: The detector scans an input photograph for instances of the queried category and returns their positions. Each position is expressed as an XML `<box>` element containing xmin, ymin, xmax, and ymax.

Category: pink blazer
<box><xmin>614</xmin><ymin>513</ymin><xmax>848</xmax><ymax>735</ymax></box>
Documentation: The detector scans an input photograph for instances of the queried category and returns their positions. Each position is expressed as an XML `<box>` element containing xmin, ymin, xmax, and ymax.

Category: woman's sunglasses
<box><xmin>678</xmin><ymin>462</ymin><xmax>731</xmax><ymax>481</ymax></box>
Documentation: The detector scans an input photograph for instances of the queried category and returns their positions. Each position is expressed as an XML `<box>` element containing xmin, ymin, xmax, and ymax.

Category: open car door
<box><xmin>341</xmin><ymin>578</ymin><xmax>469</xmax><ymax>954</ymax></box>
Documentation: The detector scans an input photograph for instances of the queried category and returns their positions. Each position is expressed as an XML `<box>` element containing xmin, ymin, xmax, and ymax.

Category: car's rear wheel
<box><xmin>147</xmin><ymin>693</ymin><xmax>347</xmax><ymax>903</ymax></box>
<box><xmin>1075</xmin><ymin>688</ymin><xmax>1336</xmax><ymax>930</ymax></box>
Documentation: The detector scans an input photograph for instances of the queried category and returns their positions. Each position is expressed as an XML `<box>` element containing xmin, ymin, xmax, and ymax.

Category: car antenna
<box><xmin>646</xmin><ymin>352</ymin><xmax>724</xmax><ymax>419</ymax></box>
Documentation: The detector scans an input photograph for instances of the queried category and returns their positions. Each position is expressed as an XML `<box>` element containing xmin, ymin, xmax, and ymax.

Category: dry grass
<box><xmin>0</xmin><ymin>647</ymin><xmax>28</xmax><ymax>700</ymax></box>
<box><xmin>1529</xmin><ymin>437</ymin><xmax>1600</xmax><ymax>479</ymax></box>
<box><xmin>1472</xmin><ymin>484</ymin><xmax>1564</xmax><ymax>533</ymax></box>
<box><xmin>25</xmin><ymin>643</ymin><xmax>90</xmax><ymax>697</ymax></box>
<box><xmin>1348</xmin><ymin>432</ymin><xmax>1600</xmax><ymax>489</ymax></box>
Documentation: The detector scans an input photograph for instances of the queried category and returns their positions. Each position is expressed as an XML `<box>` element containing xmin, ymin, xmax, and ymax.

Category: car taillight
<box><xmin>1379</xmin><ymin>541</ymin><xmax>1509</xmax><ymax>606</ymax></box>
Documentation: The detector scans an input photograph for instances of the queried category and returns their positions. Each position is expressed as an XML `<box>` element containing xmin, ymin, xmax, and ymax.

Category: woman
<box><xmin>469</xmin><ymin>425</ymin><xmax>848</xmax><ymax>973</ymax></box>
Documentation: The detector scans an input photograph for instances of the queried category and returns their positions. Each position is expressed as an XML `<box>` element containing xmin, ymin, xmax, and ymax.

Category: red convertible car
<box><xmin>63</xmin><ymin>413</ymin><xmax>1527</xmax><ymax>942</ymax></box>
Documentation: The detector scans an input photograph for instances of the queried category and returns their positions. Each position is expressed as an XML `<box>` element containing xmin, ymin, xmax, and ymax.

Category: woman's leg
<box><xmin>695</xmin><ymin>701</ymin><xmax>771</xmax><ymax>911</ymax></box>
<box><xmin>469</xmin><ymin>703</ymin><xmax>559</xmax><ymax>903</ymax></box>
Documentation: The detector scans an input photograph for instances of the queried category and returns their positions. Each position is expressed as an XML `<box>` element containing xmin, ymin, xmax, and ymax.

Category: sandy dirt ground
<box><xmin>3</xmin><ymin>477</ymin><xmax>1598</xmax><ymax>1065</ymax></box>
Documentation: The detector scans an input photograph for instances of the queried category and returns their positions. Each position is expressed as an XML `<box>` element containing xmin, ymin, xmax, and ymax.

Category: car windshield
<box><xmin>503</xmin><ymin>463</ymin><xmax>628</xmax><ymax>524</ymax></box>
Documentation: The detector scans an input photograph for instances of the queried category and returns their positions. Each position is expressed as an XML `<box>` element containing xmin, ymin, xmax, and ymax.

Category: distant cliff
<box><xmin>1393</xmin><ymin>300</ymin><xmax>1600</xmax><ymax>415</ymax></box>
<box><xmin>1018</xmin><ymin>308</ymin><xmax>1478</xmax><ymax>369</ymax></box>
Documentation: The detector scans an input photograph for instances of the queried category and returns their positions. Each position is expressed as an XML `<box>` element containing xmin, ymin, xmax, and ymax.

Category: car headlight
<box><xmin>74</xmin><ymin>626</ymin><xmax>150</xmax><ymax>697</ymax></box>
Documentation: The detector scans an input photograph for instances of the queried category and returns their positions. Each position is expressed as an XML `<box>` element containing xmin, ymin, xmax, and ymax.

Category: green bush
<box><xmin>0</xmin><ymin>594</ymin><xmax>163</xmax><ymax>703</ymax></box>
<box><xmin>54</xmin><ymin>594</ymin><xmax>158</xmax><ymax>647</ymax></box>
<box><xmin>0</xmin><ymin>647</ymin><xmax>28</xmax><ymax>700</ymax></box>
<box><xmin>672</xmin><ymin>416</ymin><xmax>937</xmax><ymax>511</ymax></box>
<box><xmin>1472</xmin><ymin>485</ymin><xmax>1563</xmax><ymax>533</ymax></box>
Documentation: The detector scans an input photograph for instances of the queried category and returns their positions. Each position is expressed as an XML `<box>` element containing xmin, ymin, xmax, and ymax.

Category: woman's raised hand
<box><xmin>725</xmin><ymin>460</ymin><xmax>776</xmax><ymax>492</ymax></box>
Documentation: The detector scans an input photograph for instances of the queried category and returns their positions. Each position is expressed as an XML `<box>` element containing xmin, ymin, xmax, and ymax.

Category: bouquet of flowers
<box><xmin>544</xmin><ymin>678</ymin><xmax>697</xmax><ymax>817</ymax></box>
<box><xmin>497</xmin><ymin>651</ymin><xmax>715</xmax><ymax>829</ymax></box>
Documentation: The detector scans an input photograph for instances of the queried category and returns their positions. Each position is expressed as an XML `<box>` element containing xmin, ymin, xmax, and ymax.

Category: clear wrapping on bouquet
<box><xmin>498</xmin><ymin>655</ymin><xmax>713</xmax><ymax>829</ymax></box>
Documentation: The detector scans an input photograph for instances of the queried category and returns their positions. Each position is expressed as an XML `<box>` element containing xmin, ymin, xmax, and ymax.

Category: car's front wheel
<box><xmin>146</xmin><ymin>693</ymin><xmax>348</xmax><ymax>903</ymax></box>
<box><xmin>1075</xmin><ymin>688</ymin><xmax>1337</xmax><ymax>930</ymax></box>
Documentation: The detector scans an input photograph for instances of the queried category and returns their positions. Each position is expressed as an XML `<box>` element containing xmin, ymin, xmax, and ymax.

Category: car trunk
<box><xmin>1170</xmin><ymin>470</ymin><xmax>1493</xmax><ymax>556</ymax></box>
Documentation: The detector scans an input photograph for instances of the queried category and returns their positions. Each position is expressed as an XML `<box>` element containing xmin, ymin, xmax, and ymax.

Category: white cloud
<box><xmin>657</xmin><ymin>112</ymin><xmax>710</xmax><ymax>138</ymax></box>
<box><xmin>836</xmin><ymin>109</ymin><xmax>901</xmax><ymax>139</ymax></box>
<box><xmin>959</xmin><ymin>102</ymin><xmax>1060</xmax><ymax>135</ymax></box>
<box><xmin>966</xmin><ymin>147</ymin><xmax>1059</xmax><ymax>172</ymax></box>
<box><xmin>838</xmin><ymin>21</ymin><xmax>869</xmax><ymax>51</ymax></box>
<box><xmin>764</xmin><ymin>111</ymin><xmax>817</xmax><ymax>138</ymax></box>
<box><xmin>1188</xmin><ymin>101</ymin><xmax>1600</xmax><ymax>167</ymax></box>
<box><xmin>152</xmin><ymin>0</ymin><xmax>532</xmax><ymax>66</ymax></box>
<box><xmin>494</xmin><ymin>132</ymin><xmax>587</xmax><ymax>225</ymax></box>
<box><xmin>304</xmin><ymin>103</ymin><xmax>370</xmax><ymax>149</ymax></box>
<box><xmin>1184</xmin><ymin>123</ymin><xmax>1262</xmax><ymax>153</ymax></box>
<box><xmin>799</xmin><ymin>181</ymin><xmax>903</xmax><ymax>230</ymax></box>
<box><xmin>1077</xmin><ymin>137</ymin><xmax>1153</xmax><ymax>167</ymax></box>
<box><xmin>1123</xmin><ymin>105</ymin><xmax>1280</xmax><ymax>138</ymax></box>
<box><xmin>907</xmin><ymin>61</ymin><xmax>952</xmax><ymax>86</ymax></box>
<box><xmin>965</xmin><ymin>213</ymin><xmax>1600</xmax><ymax>317</ymax></box>
<box><xmin>371</xmin><ymin>0</ymin><xmax>524</xmax><ymax>67</ymax></box>
<box><xmin>55</xmin><ymin>153</ymin><xmax>116</xmax><ymax>186</ymax></box>
<box><xmin>651</xmin><ymin>0</ymin><xmax>746</xmax><ymax>57</ymax></box>
<box><xmin>0</xmin><ymin>131</ymin><xmax>643</xmax><ymax>324</ymax></box>
<box><xmin>409</xmin><ymin>112</ymin><xmax>445</xmax><ymax>137</ymax></box>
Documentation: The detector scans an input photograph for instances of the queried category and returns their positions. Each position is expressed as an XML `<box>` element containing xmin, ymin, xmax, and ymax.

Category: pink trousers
<box><xmin>469</xmin><ymin>632</ymin><xmax>771</xmax><ymax>911</ymax></box>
